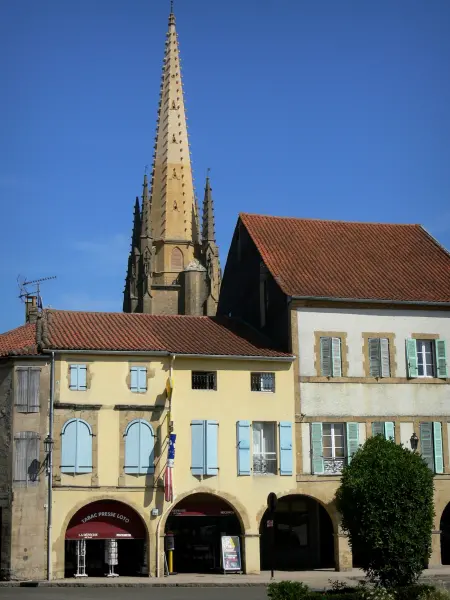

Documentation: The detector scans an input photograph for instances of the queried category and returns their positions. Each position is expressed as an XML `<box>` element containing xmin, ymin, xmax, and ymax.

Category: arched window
<box><xmin>61</xmin><ymin>419</ymin><xmax>93</xmax><ymax>474</ymax></box>
<box><xmin>171</xmin><ymin>247</ymin><xmax>183</xmax><ymax>271</ymax></box>
<box><xmin>124</xmin><ymin>419</ymin><xmax>155</xmax><ymax>475</ymax></box>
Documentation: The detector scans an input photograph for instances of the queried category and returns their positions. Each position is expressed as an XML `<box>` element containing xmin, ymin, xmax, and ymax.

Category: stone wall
<box><xmin>0</xmin><ymin>362</ymin><xmax>13</xmax><ymax>579</ymax></box>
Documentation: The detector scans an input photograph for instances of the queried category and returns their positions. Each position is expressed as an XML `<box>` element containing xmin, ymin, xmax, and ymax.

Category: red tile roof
<box><xmin>0</xmin><ymin>323</ymin><xmax>38</xmax><ymax>357</ymax></box>
<box><xmin>1</xmin><ymin>311</ymin><xmax>291</xmax><ymax>358</ymax></box>
<box><xmin>240</xmin><ymin>213</ymin><xmax>450</xmax><ymax>304</ymax></box>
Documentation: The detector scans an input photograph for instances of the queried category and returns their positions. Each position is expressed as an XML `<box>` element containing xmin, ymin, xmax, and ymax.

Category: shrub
<box><xmin>335</xmin><ymin>436</ymin><xmax>434</xmax><ymax>588</ymax></box>
<box><xmin>267</xmin><ymin>581</ymin><xmax>311</xmax><ymax>600</ymax></box>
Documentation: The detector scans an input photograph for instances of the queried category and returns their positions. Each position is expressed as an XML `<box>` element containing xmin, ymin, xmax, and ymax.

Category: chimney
<box><xmin>25</xmin><ymin>296</ymin><xmax>39</xmax><ymax>324</ymax></box>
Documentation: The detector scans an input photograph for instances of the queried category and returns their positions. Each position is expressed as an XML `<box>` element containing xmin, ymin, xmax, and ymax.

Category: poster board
<box><xmin>220</xmin><ymin>535</ymin><xmax>242</xmax><ymax>572</ymax></box>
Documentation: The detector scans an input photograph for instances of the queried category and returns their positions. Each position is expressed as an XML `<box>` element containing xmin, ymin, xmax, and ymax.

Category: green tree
<box><xmin>335</xmin><ymin>435</ymin><xmax>434</xmax><ymax>588</ymax></box>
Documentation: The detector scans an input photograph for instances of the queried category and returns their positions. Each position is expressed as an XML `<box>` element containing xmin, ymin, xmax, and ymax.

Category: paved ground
<box><xmin>0</xmin><ymin>589</ymin><xmax>268</xmax><ymax>600</ymax></box>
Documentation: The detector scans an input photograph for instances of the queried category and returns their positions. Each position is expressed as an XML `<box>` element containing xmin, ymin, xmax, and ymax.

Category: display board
<box><xmin>220</xmin><ymin>535</ymin><xmax>242</xmax><ymax>572</ymax></box>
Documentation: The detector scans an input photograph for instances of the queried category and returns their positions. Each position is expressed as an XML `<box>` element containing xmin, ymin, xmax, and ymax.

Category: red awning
<box><xmin>65</xmin><ymin>501</ymin><xmax>146</xmax><ymax>540</ymax></box>
<box><xmin>170</xmin><ymin>499</ymin><xmax>236</xmax><ymax>517</ymax></box>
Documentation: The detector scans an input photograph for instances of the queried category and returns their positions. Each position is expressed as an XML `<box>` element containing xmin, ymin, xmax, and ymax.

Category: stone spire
<box><xmin>202</xmin><ymin>171</ymin><xmax>216</xmax><ymax>243</ymax></box>
<box><xmin>123</xmin><ymin>196</ymin><xmax>142</xmax><ymax>313</ymax></box>
<box><xmin>139</xmin><ymin>172</ymin><xmax>153</xmax><ymax>314</ymax></box>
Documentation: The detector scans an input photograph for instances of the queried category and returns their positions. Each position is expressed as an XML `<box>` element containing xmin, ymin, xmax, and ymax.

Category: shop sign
<box><xmin>171</xmin><ymin>508</ymin><xmax>235</xmax><ymax>517</ymax></box>
<box><xmin>221</xmin><ymin>535</ymin><xmax>242</xmax><ymax>572</ymax></box>
<box><xmin>65</xmin><ymin>500</ymin><xmax>146</xmax><ymax>540</ymax></box>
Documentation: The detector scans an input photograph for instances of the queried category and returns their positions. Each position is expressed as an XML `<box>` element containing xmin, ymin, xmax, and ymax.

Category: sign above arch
<box><xmin>65</xmin><ymin>500</ymin><xmax>146</xmax><ymax>540</ymax></box>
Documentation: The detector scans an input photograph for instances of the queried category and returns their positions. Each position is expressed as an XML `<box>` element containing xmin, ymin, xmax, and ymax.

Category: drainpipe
<box><xmin>47</xmin><ymin>351</ymin><xmax>55</xmax><ymax>580</ymax></box>
<box><xmin>155</xmin><ymin>354</ymin><xmax>176</xmax><ymax>578</ymax></box>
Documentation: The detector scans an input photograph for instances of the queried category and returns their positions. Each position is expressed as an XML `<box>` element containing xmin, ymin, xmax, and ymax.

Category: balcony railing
<box><xmin>323</xmin><ymin>457</ymin><xmax>346</xmax><ymax>474</ymax></box>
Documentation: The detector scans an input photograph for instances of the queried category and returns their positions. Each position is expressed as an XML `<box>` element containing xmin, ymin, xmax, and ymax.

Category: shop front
<box><xmin>165</xmin><ymin>493</ymin><xmax>243</xmax><ymax>573</ymax></box>
<box><xmin>64</xmin><ymin>500</ymin><xmax>147</xmax><ymax>577</ymax></box>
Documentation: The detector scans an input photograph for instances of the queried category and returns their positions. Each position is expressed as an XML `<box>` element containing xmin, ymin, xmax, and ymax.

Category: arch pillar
<box><xmin>334</xmin><ymin>530</ymin><xmax>353</xmax><ymax>571</ymax></box>
<box><xmin>430</xmin><ymin>530</ymin><xmax>442</xmax><ymax>567</ymax></box>
<box><xmin>242</xmin><ymin>533</ymin><xmax>260</xmax><ymax>574</ymax></box>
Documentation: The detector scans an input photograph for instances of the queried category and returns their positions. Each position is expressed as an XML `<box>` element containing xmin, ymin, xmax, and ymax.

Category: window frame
<box><xmin>191</xmin><ymin>371</ymin><xmax>217</xmax><ymax>391</ymax></box>
<box><xmin>315</xmin><ymin>332</ymin><xmax>348</xmax><ymax>377</ymax></box>
<box><xmin>15</xmin><ymin>366</ymin><xmax>40</xmax><ymax>413</ymax></box>
<box><xmin>322</xmin><ymin>422</ymin><xmax>346</xmax><ymax>460</ymax></box>
<box><xmin>416</xmin><ymin>339</ymin><xmax>436</xmax><ymax>378</ymax></box>
<box><xmin>13</xmin><ymin>431</ymin><xmax>40</xmax><ymax>486</ymax></box>
<box><xmin>252</xmin><ymin>421</ymin><xmax>277</xmax><ymax>476</ymax></box>
<box><xmin>250</xmin><ymin>372</ymin><xmax>275</xmax><ymax>393</ymax></box>
<box><xmin>69</xmin><ymin>364</ymin><xmax>87</xmax><ymax>391</ymax></box>
<box><xmin>130</xmin><ymin>366</ymin><xmax>148</xmax><ymax>393</ymax></box>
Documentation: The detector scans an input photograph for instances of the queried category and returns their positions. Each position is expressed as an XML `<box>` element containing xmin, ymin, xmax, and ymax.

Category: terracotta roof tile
<box><xmin>0</xmin><ymin>323</ymin><xmax>38</xmax><ymax>357</ymax></box>
<box><xmin>240</xmin><ymin>213</ymin><xmax>450</xmax><ymax>304</ymax></box>
<box><xmin>41</xmin><ymin>310</ymin><xmax>290</xmax><ymax>358</ymax></box>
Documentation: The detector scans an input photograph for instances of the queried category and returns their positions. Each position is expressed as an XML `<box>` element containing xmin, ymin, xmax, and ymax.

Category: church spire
<box><xmin>123</xmin><ymin>196</ymin><xmax>142</xmax><ymax>313</ymax></box>
<box><xmin>202</xmin><ymin>171</ymin><xmax>216</xmax><ymax>243</ymax></box>
<box><xmin>141</xmin><ymin>172</ymin><xmax>151</xmax><ymax>240</ymax></box>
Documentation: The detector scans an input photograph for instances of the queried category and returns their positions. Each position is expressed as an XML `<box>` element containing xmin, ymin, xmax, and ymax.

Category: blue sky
<box><xmin>1</xmin><ymin>0</ymin><xmax>449</xmax><ymax>332</ymax></box>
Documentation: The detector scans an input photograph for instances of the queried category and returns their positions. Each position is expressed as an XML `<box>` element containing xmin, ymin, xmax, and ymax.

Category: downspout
<box><xmin>47</xmin><ymin>351</ymin><xmax>55</xmax><ymax>580</ymax></box>
<box><xmin>155</xmin><ymin>353</ymin><xmax>176</xmax><ymax>578</ymax></box>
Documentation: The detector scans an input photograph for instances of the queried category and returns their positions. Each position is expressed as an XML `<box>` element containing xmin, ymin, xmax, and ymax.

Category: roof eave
<box><xmin>288</xmin><ymin>295</ymin><xmax>450</xmax><ymax>307</ymax></box>
<box><xmin>41</xmin><ymin>349</ymin><xmax>293</xmax><ymax>361</ymax></box>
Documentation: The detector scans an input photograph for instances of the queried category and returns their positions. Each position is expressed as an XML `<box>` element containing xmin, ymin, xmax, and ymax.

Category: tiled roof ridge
<box><xmin>240</xmin><ymin>212</ymin><xmax>421</xmax><ymax>228</ymax></box>
<box><xmin>419</xmin><ymin>225</ymin><xmax>450</xmax><ymax>260</ymax></box>
<box><xmin>42</xmin><ymin>308</ymin><xmax>213</xmax><ymax>320</ymax></box>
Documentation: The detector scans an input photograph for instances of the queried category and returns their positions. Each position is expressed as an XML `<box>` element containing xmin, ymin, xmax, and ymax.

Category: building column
<box><xmin>429</xmin><ymin>530</ymin><xmax>442</xmax><ymax>567</ymax></box>
<box><xmin>334</xmin><ymin>533</ymin><xmax>353</xmax><ymax>571</ymax></box>
<box><xmin>243</xmin><ymin>534</ymin><xmax>260</xmax><ymax>574</ymax></box>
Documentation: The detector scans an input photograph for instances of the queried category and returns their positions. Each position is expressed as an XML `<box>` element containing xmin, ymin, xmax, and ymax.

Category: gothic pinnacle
<box><xmin>202</xmin><ymin>170</ymin><xmax>216</xmax><ymax>243</ymax></box>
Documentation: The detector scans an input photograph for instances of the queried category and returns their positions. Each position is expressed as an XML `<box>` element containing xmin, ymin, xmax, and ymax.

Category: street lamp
<box><xmin>44</xmin><ymin>435</ymin><xmax>54</xmax><ymax>474</ymax></box>
<box><xmin>410</xmin><ymin>432</ymin><xmax>419</xmax><ymax>452</ymax></box>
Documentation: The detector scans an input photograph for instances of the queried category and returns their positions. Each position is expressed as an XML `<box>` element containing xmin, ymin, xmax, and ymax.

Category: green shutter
<box><xmin>436</xmin><ymin>340</ymin><xmax>448</xmax><ymax>379</ymax></box>
<box><xmin>368</xmin><ymin>338</ymin><xmax>381</xmax><ymax>377</ymax></box>
<box><xmin>372</xmin><ymin>422</ymin><xmax>384</xmax><ymax>437</ymax></box>
<box><xmin>346</xmin><ymin>422</ymin><xmax>359</xmax><ymax>464</ymax></box>
<box><xmin>406</xmin><ymin>339</ymin><xmax>418</xmax><ymax>378</ymax></box>
<box><xmin>380</xmin><ymin>338</ymin><xmax>390</xmax><ymax>377</ymax></box>
<box><xmin>320</xmin><ymin>338</ymin><xmax>332</xmax><ymax>377</ymax></box>
<box><xmin>420</xmin><ymin>422</ymin><xmax>434</xmax><ymax>471</ymax></box>
<box><xmin>384</xmin><ymin>422</ymin><xmax>395</xmax><ymax>441</ymax></box>
<box><xmin>331</xmin><ymin>337</ymin><xmax>342</xmax><ymax>377</ymax></box>
<box><xmin>433</xmin><ymin>422</ymin><xmax>444</xmax><ymax>474</ymax></box>
<box><xmin>311</xmin><ymin>423</ymin><xmax>324</xmax><ymax>475</ymax></box>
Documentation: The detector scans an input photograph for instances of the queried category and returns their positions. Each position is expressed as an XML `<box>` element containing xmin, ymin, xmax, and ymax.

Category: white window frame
<box><xmin>322</xmin><ymin>423</ymin><xmax>346</xmax><ymax>460</ymax></box>
<box><xmin>252</xmin><ymin>421</ymin><xmax>277</xmax><ymax>475</ymax></box>
<box><xmin>416</xmin><ymin>339</ymin><xmax>436</xmax><ymax>378</ymax></box>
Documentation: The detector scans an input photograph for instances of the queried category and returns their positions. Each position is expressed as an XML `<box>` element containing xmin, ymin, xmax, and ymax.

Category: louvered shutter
<box><xmin>191</xmin><ymin>420</ymin><xmax>205</xmax><ymax>475</ymax></box>
<box><xmin>138</xmin><ymin>367</ymin><xmax>147</xmax><ymax>392</ymax></box>
<box><xmin>420</xmin><ymin>422</ymin><xmax>434</xmax><ymax>471</ymax></box>
<box><xmin>69</xmin><ymin>365</ymin><xmax>79</xmax><ymax>390</ymax></box>
<box><xmin>346</xmin><ymin>423</ymin><xmax>359</xmax><ymax>464</ymax></box>
<box><xmin>76</xmin><ymin>420</ymin><xmax>92</xmax><ymax>473</ymax></box>
<box><xmin>380</xmin><ymin>339</ymin><xmax>390</xmax><ymax>377</ymax></box>
<box><xmin>279</xmin><ymin>421</ymin><xmax>293</xmax><ymax>476</ymax></box>
<box><xmin>28</xmin><ymin>368</ymin><xmax>40</xmax><ymax>412</ymax></box>
<box><xmin>14</xmin><ymin>433</ymin><xmax>28</xmax><ymax>482</ymax></box>
<box><xmin>311</xmin><ymin>422</ymin><xmax>324</xmax><ymax>474</ymax></box>
<box><xmin>434</xmin><ymin>422</ymin><xmax>444</xmax><ymax>474</ymax></box>
<box><xmin>125</xmin><ymin>421</ymin><xmax>140</xmax><ymax>474</ymax></box>
<box><xmin>26</xmin><ymin>434</ymin><xmax>40</xmax><ymax>482</ymax></box>
<box><xmin>77</xmin><ymin>365</ymin><xmax>87</xmax><ymax>390</ymax></box>
<box><xmin>61</xmin><ymin>420</ymin><xmax>77</xmax><ymax>473</ymax></box>
<box><xmin>331</xmin><ymin>337</ymin><xmax>342</xmax><ymax>377</ymax></box>
<box><xmin>436</xmin><ymin>340</ymin><xmax>448</xmax><ymax>379</ymax></box>
<box><xmin>237</xmin><ymin>420</ymin><xmax>251</xmax><ymax>476</ymax></box>
<box><xmin>205</xmin><ymin>420</ymin><xmax>219</xmax><ymax>475</ymax></box>
<box><xmin>384</xmin><ymin>422</ymin><xmax>395</xmax><ymax>441</ymax></box>
<box><xmin>372</xmin><ymin>422</ymin><xmax>384</xmax><ymax>437</ymax></box>
<box><xmin>139</xmin><ymin>420</ymin><xmax>155</xmax><ymax>474</ymax></box>
<box><xmin>130</xmin><ymin>367</ymin><xmax>139</xmax><ymax>392</ymax></box>
<box><xmin>406</xmin><ymin>339</ymin><xmax>418</xmax><ymax>378</ymax></box>
<box><xmin>369</xmin><ymin>338</ymin><xmax>381</xmax><ymax>377</ymax></box>
<box><xmin>15</xmin><ymin>369</ymin><xmax>28</xmax><ymax>412</ymax></box>
<box><xmin>320</xmin><ymin>338</ymin><xmax>332</xmax><ymax>377</ymax></box>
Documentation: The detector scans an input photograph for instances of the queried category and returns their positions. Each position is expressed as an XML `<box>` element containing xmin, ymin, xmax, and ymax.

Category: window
<box><xmin>406</xmin><ymin>338</ymin><xmax>448</xmax><ymax>379</ymax></box>
<box><xmin>311</xmin><ymin>422</ymin><xmax>359</xmax><ymax>475</ymax></box>
<box><xmin>61</xmin><ymin>419</ymin><xmax>93</xmax><ymax>474</ymax></box>
<box><xmin>14</xmin><ymin>431</ymin><xmax>40</xmax><ymax>485</ymax></box>
<box><xmin>170</xmin><ymin>247</ymin><xmax>183</xmax><ymax>271</ymax></box>
<box><xmin>320</xmin><ymin>337</ymin><xmax>342</xmax><ymax>377</ymax></box>
<box><xmin>192</xmin><ymin>371</ymin><xmax>217</xmax><ymax>390</ymax></box>
<box><xmin>236</xmin><ymin>420</ymin><xmax>293</xmax><ymax>477</ymax></box>
<box><xmin>191</xmin><ymin>420</ymin><xmax>218</xmax><ymax>476</ymax></box>
<box><xmin>69</xmin><ymin>364</ymin><xmax>87</xmax><ymax>391</ymax></box>
<box><xmin>368</xmin><ymin>338</ymin><xmax>390</xmax><ymax>377</ymax></box>
<box><xmin>124</xmin><ymin>419</ymin><xmax>155</xmax><ymax>475</ymax></box>
<box><xmin>372</xmin><ymin>421</ymin><xmax>395</xmax><ymax>440</ymax></box>
<box><xmin>15</xmin><ymin>367</ymin><xmax>40</xmax><ymax>412</ymax></box>
<box><xmin>420</xmin><ymin>422</ymin><xmax>443</xmax><ymax>473</ymax></box>
<box><xmin>253</xmin><ymin>422</ymin><xmax>277</xmax><ymax>475</ymax></box>
<box><xmin>251</xmin><ymin>372</ymin><xmax>275</xmax><ymax>392</ymax></box>
<box><xmin>130</xmin><ymin>367</ymin><xmax>147</xmax><ymax>393</ymax></box>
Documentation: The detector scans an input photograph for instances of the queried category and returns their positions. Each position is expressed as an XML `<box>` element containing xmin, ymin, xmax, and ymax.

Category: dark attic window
<box><xmin>191</xmin><ymin>371</ymin><xmax>217</xmax><ymax>390</ymax></box>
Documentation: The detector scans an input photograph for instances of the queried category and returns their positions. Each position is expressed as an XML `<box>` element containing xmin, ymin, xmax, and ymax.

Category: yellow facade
<box><xmin>50</xmin><ymin>353</ymin><xmax>295</xmax><ymax>578</ymax></box>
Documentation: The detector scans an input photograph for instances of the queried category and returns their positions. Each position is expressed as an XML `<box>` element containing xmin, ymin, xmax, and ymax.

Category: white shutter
<box><xmin>320</xmin><ymin>337</ymin><xmax>332</xmax><ymax>377</ymax></box>
<box><xmin>331</xmin><ymin>337</ymin><xmax>342</xmax><ymax>377</ymax></box>
<box><xmin>380</xmin><ymin>338</ymin><xmax>390</xmax><ymax>378</ymax></box>
<box><xmin>368</xmin><ymin>338</ymin><xmax>381</xmax><ymax>377</ymax></box>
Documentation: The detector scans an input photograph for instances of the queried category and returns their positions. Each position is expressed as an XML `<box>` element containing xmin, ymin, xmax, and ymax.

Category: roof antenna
<box><xmin>18</xmin><ymin>275</ymin><xmax>57</xmax><ymax>310</ymax></box>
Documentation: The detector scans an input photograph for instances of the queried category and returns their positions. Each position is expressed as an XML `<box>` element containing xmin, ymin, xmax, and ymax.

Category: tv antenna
<box><xmin>18</xmin><ymin>275</ymin><xmax>57</xmax><ymax>309</ymax></box>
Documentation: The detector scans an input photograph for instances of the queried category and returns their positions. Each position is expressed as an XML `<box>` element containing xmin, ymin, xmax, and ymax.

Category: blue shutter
<box><xmin>406</xmin><ymin>339</ymin><xmax>418</xmax><ymax>378</ymax></box>
<box><xmin>191</xmin><ymin>420</ymin><xmax>205</xmax><ymax>475</ymax></box>
<box><xmin>130</xmin><ymin>367</ymin><xmax>139</xmax><ymax>392</ymax></box>
<box><xmin>237</xmin><ymin>420</ymin><xmax>251</xmax><ymax>476</ymax></box>
<box><xmin>420</xmin><ymin>422</ymin><xmax>434</xmax><ymax>471</ymax></box>
<box><xmin>78</xmin><ymin>365</ymin><xmax>87</xmax><ymax>390</ymax></box>
<box><xmin>205</xmin><ymin>420</ymin><xmax>219</xmax><ymax>475</ymax></box>
<box><xmin>320</xmin><ymin>338</ymin><xmax>332</xmax><ymax>376</ymax></box>
<box><xmin>138</xmin><ymin>368</ymin><xmax>147</xmax><ymax>392</ymax></box>
<box><xmin>139</xmin><ymin>420</ymin><xmax>155</xmax><ymax>474</ymax></box>
<box><xmin>346</xmin><ymin>422</ymin><xmax>359</xmax><ymax>464</ymax></box>
<box><xmin>384</xmin><ymin>422</ymin><xmax>395</xmax><ymax>441</ymax></box>
<box><xmin>76</xmin><ymin>420</ymin><xmax>93</xmax><ymax>473</ymax></box>
<box><xmin>434</xmin><ymin>422</ymin><xmax>444</xmax><ymax>474</ymax></box>
<box><xmin>69</xmin><ymin>365</ymin><xmax>78</xmax><ymax>390</ymax></box>
<box><xmin>125</xmin><ymin>420</ymin><xmax>140</xmax><ymax>474</ymax></box>
<box><xmin>311</xmin><ymin>423</ymin><xmax>324</xmax><ymax>474</ymax></box>
<box><xmin>279</xmin><ymin>421</ymin><xmax>293</xmax><ymax>476</ymax></box>
<box><xmin>372</xmin><ymin>422</ymin><xmax>384</xmax><ymax>437</ymax></box>
<box><xmin>61</xmin><ymin>420</ymin><xmax>77</xmax><ymax>473</ymax></box>
<box><xmin>436</xmin><ymin>340</ymin><xmax>448</xmax><ymax>379</ymax></box>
